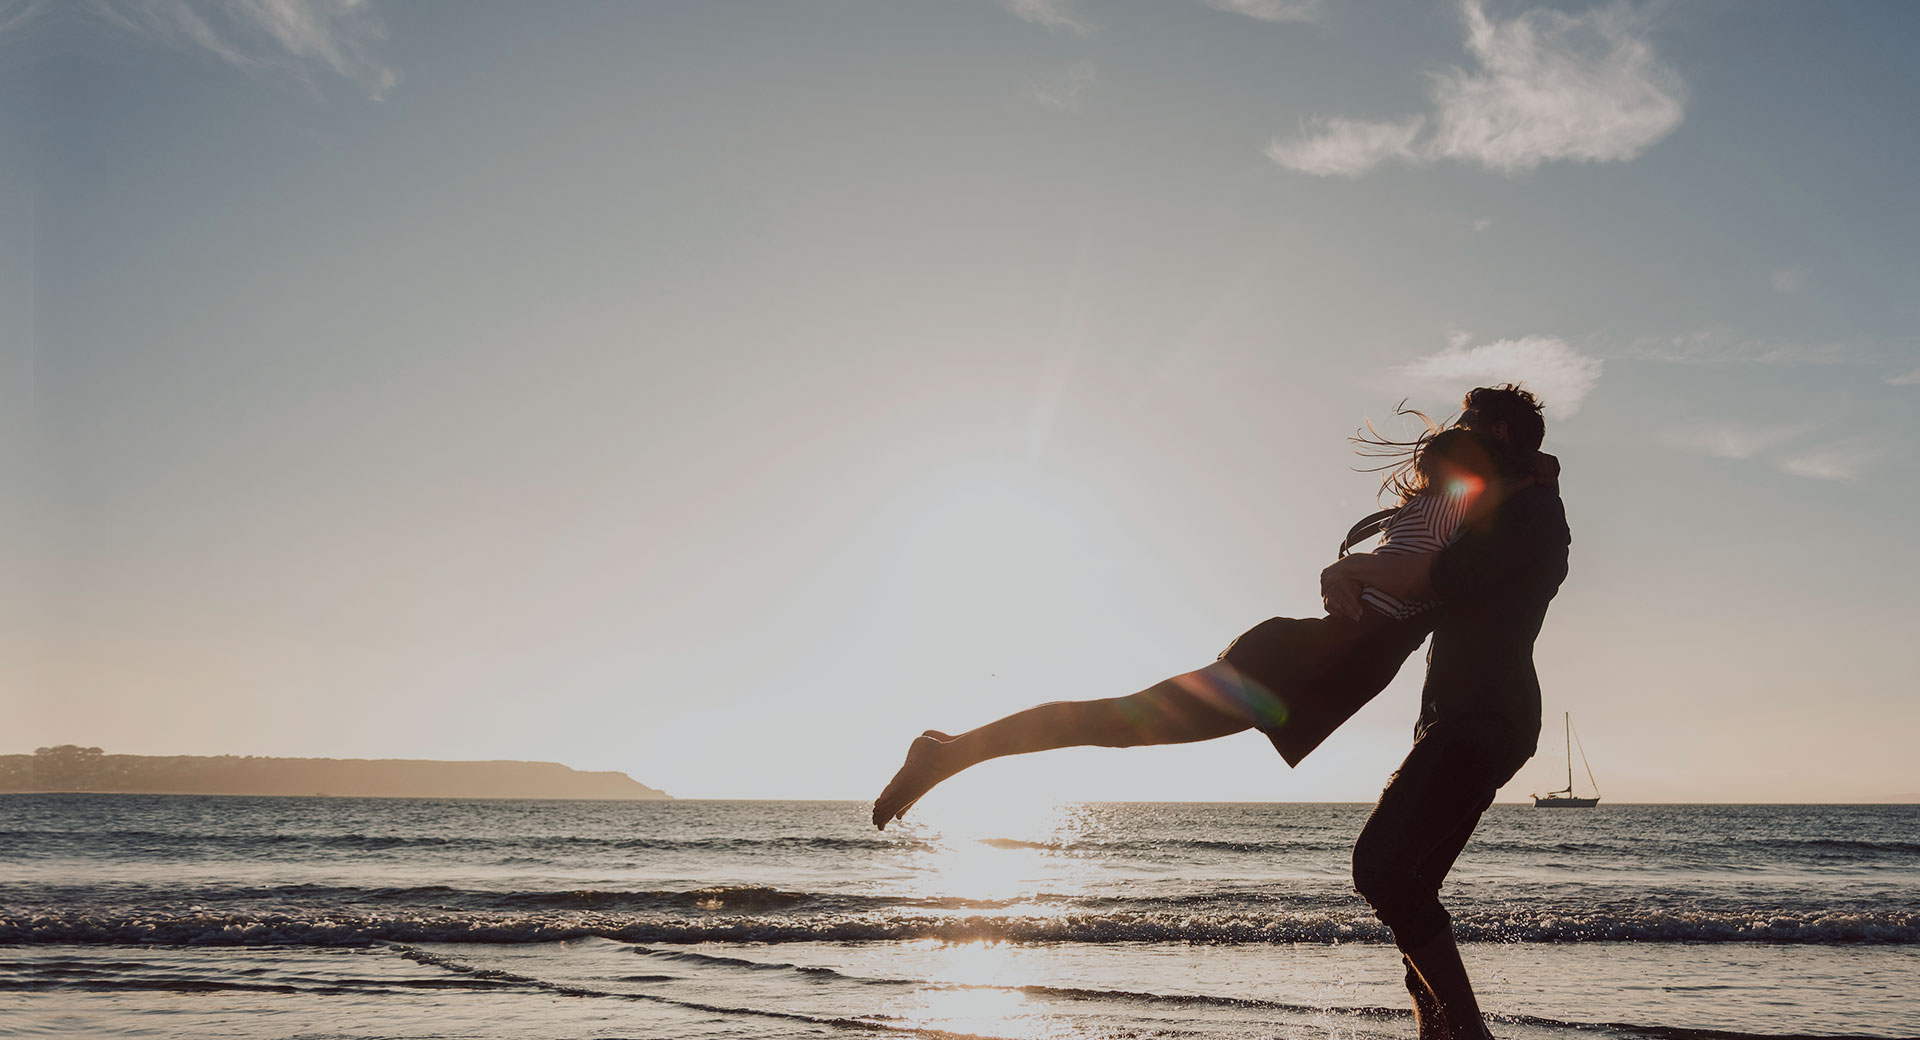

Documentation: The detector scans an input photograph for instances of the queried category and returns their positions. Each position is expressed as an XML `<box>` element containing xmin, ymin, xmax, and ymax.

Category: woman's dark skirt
<box><xmin>1218</xmin><ymin>613</ymin><xmax>1434</xmax><ymax>767</ymax></box>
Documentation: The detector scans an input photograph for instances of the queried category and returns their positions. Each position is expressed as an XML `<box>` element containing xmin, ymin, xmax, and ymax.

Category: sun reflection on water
<box><xmin>871</xmin><ymin>940</ymin><xmax>1076</xmax><ymax>1040</ymax></box>
<box><xmin>865</xmin><ymin>803</ymin><xmax>1142</xmax><ymax>1035</ymax></box>
<box><xmin>892</xmin><ymin>799</ymin><xmax>1106</xmax><ymax>909</ymax></box>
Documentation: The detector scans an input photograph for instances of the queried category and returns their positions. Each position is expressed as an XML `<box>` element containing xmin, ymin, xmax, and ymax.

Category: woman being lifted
<box><xmin>872</xmin><ymin>408</ymin><xmax>1511</xmax><ymax>828</ymax></box>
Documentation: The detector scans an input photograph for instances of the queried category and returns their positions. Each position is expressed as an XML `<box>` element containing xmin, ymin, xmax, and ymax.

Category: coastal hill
<box><xmin>1</xmin><ymin>746</ymin><xmax>671</xmax><ymax>800</ymax></box>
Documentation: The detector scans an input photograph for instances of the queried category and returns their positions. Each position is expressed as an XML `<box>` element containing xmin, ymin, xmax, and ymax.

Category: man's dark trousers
<box><xmin>1351</xmin><ymin>482</ymin><xmax>1570</xmax><ymax>950</ymax></box>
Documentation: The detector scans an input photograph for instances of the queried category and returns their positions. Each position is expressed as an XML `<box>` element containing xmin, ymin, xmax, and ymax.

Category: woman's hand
<box><xmin>1320</xmin><ymin>556</ymin><xmax>1375</xmax><ymax>619</ymax></box>
<box><xmin>1321</xmin><ymin>570</ymin><xmax>1368</xmax><ymax>620</ymax></box>
<box><xmin>1529</xmin><ymin>451</ymin><xmax>1561</xmax><ymax>491</ymax></box>
<box><xmin>1321</xmin><ymin>551</ymin><xmax>1436</xmax><ymax>619</ymax></box>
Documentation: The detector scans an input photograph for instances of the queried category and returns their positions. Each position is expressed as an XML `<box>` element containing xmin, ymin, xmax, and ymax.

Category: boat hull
<box><xmin>1533</xmin><ymin>796</ymin><xmax>1599</xmax><ymax>808</ymax></box>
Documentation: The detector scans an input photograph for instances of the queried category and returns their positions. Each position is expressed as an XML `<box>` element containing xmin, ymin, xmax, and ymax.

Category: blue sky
<box><xmin>4</xmin><ymin>0</ymin><xmax>1918</xmax><ymax>802</ymax></box>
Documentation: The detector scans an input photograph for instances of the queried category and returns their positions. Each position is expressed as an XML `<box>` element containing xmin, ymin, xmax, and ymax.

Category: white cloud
<box><xmin>1771</xmin><ymin>267</ymin><xmax>1807</xmax><ymax>293</ymax></box>
<box><xmin>1425</xmin><ymin>0</ymin><xmax>1684</xmax><ymax>173</ymax></box>
<box><xmin>1270</xmin><ymin>0</ymin><xmax>1684</xmax><ymax>176</ymax></box>
<box><xmin>80</xmin><ymin>0</ymin><xmax>397</xmax><ymax>98</ymax></box>
<box><xmin>1398</xmin><ymin>335</ymin><xmax>1603</xmax><ymax>418</ymax></box>
<box><xmin>1266</xmin><ymin>116</ymin><xmax>1424</xmax><ymax>177</ymax></box>
<box><xmin>1888</xmin><ymin>367</ymin><xmax>1920</xmax><ymax>386</ymax></box>
<box><xmin>1199</xmin><ymin>0</ymin><xmax>1324</xmax><ymax>22</ymax></box>
<box><xmin>1779</xmin><ymin>440</ymin><xmax>1875</xmax><ymax>482</ymax></box>
<box><xmin>1033</xmin><ymin>60</ymin><xmax>1097</xmax><ymax>112</ymax></box>
<box><xmin>1004</xmin><ymin>0</ymin><xmax>1092</xmax><ymax>35</ymax></box>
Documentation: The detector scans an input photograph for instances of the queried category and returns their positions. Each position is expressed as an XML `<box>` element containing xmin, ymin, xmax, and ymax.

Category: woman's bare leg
<box><xmin>872</xmin><ymin>661</ymin><xmax>1255</xmax><ymax>828</ymax></box>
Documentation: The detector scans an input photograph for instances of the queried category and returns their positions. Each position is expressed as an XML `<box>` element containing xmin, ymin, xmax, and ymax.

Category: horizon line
<box><xmin>6</xmin><ymin>792</ymin><xmax>1914</xmax><ymax>806</ymax></box>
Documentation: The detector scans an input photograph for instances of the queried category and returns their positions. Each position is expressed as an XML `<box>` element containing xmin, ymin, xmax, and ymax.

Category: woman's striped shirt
<box><xmin>1359</xmin><ymin>484</ymin><xmax>1476</xmax><ymax>620</ymax></box>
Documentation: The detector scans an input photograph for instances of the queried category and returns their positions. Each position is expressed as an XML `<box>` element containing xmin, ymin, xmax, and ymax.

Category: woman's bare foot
<box><xmin>872</xmin><ymin>730</ymin><xmax>958</xmax><ymax>829</ymax></box>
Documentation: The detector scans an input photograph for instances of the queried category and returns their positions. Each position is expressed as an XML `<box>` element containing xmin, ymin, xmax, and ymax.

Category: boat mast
<box><xmin>1564</xmin><ymin>712</ymin><xmax>1573</xmax><ymax>795</ymax></box>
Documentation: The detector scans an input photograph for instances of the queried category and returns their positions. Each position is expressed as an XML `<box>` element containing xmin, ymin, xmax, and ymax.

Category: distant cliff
<box><xmin>1</xmin><ymin>746</ymin><xmax>671</xmax><ymax>800</ymax></box>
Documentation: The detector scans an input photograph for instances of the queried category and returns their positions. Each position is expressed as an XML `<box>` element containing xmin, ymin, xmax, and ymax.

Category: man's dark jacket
<box><xmin>1421</xmin><ymin>483</ymin><xmax>1571</xmax><ymax>746</ymax></box>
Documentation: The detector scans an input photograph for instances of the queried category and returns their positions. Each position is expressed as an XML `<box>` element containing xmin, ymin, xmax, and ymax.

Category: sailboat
<box><xmin>1532</xmin><ymin>712</ymin><xmax>1599</xmax><ymax>808</ymax></box>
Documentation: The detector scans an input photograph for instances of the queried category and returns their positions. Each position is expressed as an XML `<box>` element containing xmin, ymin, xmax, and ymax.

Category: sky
<box><xmin>4</xmin><ymin>0</ymin><xmax>1918</xmax><ymax>804</ymax></box>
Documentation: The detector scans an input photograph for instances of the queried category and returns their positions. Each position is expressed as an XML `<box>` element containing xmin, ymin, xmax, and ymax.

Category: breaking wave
<box><xmin>6</xmin><ymin>904</ymin><xmax>1914</xmax><ymax>947</ymax></box>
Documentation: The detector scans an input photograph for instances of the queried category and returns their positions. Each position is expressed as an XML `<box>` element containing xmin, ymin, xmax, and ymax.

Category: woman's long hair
<box><xmin>1352</xmin><ymin>402</ymin><xmax>1487</xmax><ymax>505</ymax></box>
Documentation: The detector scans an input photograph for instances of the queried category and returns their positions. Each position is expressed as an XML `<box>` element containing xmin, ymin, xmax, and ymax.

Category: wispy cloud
<box><xmin>1779</xmin><ymin>440</ymin><xmax>1876</xmax><ymax>482</ymax></box>
<box><xmin>1198</xmin><ymin>0</ymin><xmax>1324</xmax><ymax>23</ymax></box>
<box><xmin>1624</xmin><ymin>329</ymin><xmax>1869</xmax><ymax>367</ymax></box>
<box><xmin>1630</xmin><ymin>330</ymin><xmax>1920</xmax><ymax>394</ymax></box>
<box><xmin>1265</xmin><ymin>116</ymin><xmax>1424</xmax><ymax>177</ymax></box>
<box><xmin>1270</xmin><ymin>0</ymin><xmax>1684</xmax><ymax>177</ymax></box>
<box><xmin>0</xmin><ymin>0</ymin><xmax>52</xmax><ymax>36</ymax></box>
<box><xmin>1033</xmin><ymin>60</ymin><xmax>1097</xmax><ymax>112</ymax></box>
<box><xmin>1664</xmin><ymin>424</ymin><xmax>1808</xmax><ymax>461</ymax></box>
<box><xmin>75</xmin><ymin>0</ymin><xmax>397</xmax><ymax>99</ymax></box>
<box><xmin>1771</xmin><ymin>267</ymin><xmax>1807</xmax><ymax>293</ymax></box>
<box><xmin>1665</xmin><ymin>423</ymin><xmax>1878</xmax><ymax>483</ymax></box>
<box><xmin>1398</xmin><ymin>334</ymin><xmax>1604</xmax><ymax>418</ymax></box>
<box><xmin>1004</xmin><ymin>0</ymin><xmax>1093</xmax><ymax>35</ymax></box>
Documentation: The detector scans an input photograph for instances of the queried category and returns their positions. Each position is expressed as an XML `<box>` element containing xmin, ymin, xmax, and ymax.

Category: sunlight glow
<box><xmin>898</xmin><ymin>469</ymin><xmax>1098</xmax><ymax>638</ymax></box>
<box><xmin>892</xmin><ymin>798</ymin><xmax>1094</xmax><ymax>906</ymax></box>
<box><xmin>888</xmin><ymin>962</ymin><xmax>1062</xmax><ymax>1040</ymax></box>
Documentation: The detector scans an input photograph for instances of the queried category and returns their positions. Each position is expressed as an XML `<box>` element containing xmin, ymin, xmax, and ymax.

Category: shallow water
<box><xmin>4</xmin><ymin>796</ymin><xmax>1916</xmax><ymax>1038</ymax></box>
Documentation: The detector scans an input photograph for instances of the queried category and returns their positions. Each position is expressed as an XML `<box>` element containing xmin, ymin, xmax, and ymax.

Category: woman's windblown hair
<box><xmin>1352</xmin><ymin>403</ymin><xmax>1491</xmax><ymax>505</ymax></box>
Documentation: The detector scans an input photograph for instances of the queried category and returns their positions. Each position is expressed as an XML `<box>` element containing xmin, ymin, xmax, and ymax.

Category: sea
<box><xmin>2</xmin><ymin>796</ymin><xmax>1915</xmax><ymax>1040</ymax></box>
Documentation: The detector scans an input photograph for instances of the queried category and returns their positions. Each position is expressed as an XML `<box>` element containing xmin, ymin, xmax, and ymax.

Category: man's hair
<box><xmin>1459</xmin><ymin>384</ymin><xmax>1545</xmax><ymax>453</ymax></box>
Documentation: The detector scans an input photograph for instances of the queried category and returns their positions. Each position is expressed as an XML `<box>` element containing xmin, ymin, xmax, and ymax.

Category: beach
<box><xmin>5</xmin><ymin>796</ymin><xmax>1916</xmax><ymax>1038</ymax></box>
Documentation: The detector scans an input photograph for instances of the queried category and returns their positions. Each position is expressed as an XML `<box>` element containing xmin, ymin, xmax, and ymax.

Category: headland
<box><xmin>2</xmin><ymin>745</ymin><xmax>671</xmax><ymax>800</ymax></box>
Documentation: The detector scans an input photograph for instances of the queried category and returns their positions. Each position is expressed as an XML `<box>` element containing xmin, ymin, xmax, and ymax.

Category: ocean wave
<box><xmin>10</xmin><ymin>878</ymin><xmax>1899</xmax><ymax>923</ymax></box>
<box><xmin>6</xmin><ymin>905</ymin><xmax>1914</xmax><ymax>947</ymax></box>
<box><xmin>0</xmin><ymin>974</ymin><xmax>517</xmax><ymax>994</ymax></box>
<box><xmin>0</xmin><ymin>830</ymin><xmax>952</xmax><ymax>861</ymax></box>
<box><xmin>236</xmin><ymin>882</ymin><xmax>843</xmax><ymax>912</ymax></box>
<box><xmin>13</xmin><ymin>828</ymin><xmax>1918</xmax><ymax>869</ymax></box>
<box><xmin>5</xmin><ymin>882</ymin><xmax>1053</xmax><ymax>915</ymax></box>
<box><xmin>496</xmin><ymin>885</ymin><xmax>816</xmax><ymax>911</ymax></box>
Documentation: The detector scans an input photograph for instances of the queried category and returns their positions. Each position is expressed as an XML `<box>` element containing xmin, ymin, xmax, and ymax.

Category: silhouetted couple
<box><xmin>872</xmin><ymin>384</ymin><xmax>1571</xmax><ymax>1040</ymax></box>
